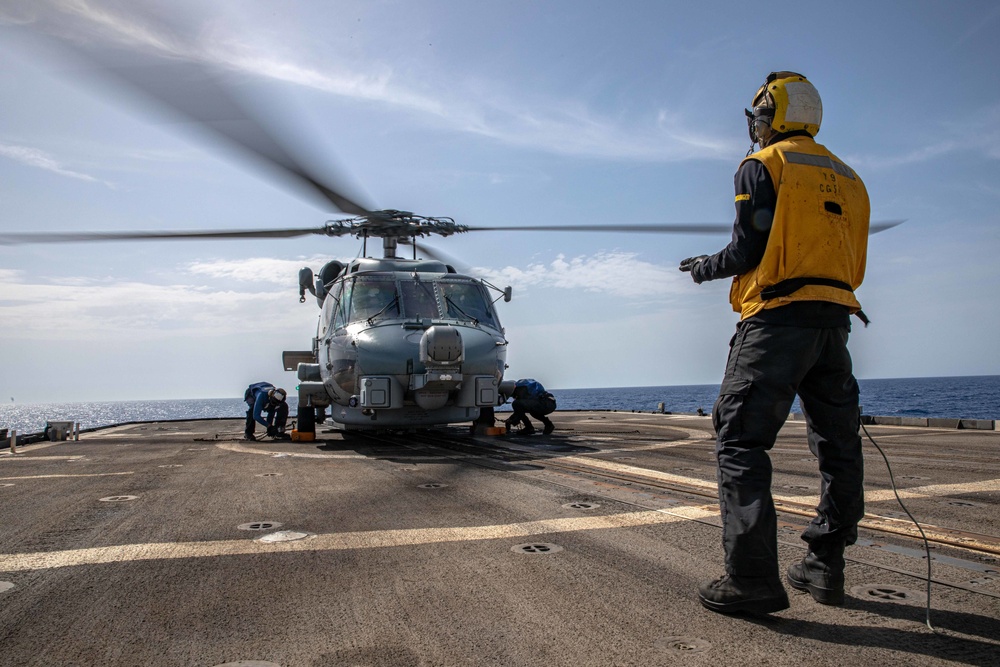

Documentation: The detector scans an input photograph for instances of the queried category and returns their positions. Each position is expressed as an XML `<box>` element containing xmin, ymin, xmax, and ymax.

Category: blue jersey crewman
<box><xmin>244</xmin><ymin>382</ymin><xmax>290</xmax><ymax>441</ymax></box>
<box><xmin>504</xmin><ymin>379</ymin><xmax>556</xmax><ymax>435</ymax></box>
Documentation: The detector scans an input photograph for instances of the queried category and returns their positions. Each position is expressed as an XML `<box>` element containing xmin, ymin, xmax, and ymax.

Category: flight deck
<box><xmin>1</xmin><ymin>411</ymin><xmax>999</xmax><ymax>666</ymax></box>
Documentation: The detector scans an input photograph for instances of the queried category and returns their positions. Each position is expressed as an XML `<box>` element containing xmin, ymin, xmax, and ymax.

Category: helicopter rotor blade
<box><xmin>868</xmin><ymin>219</ymin><xmax>905</xmax><ymax>234</ymax></box>
<box><xmin>401</xmin><ymin>239</ymin><xmax>474</xmax><ymax>274</ymax></box>
<box><xmin>99</xmin><ymin>60</ymin><xmax>376</xmax><ymax>216</ymax></box>
<box><xmin>0</xmin><ymin>227</ymin><xmax>331</xmax><ymax>245</ymax></box>
<box><xmin>1</xmin><ymin>218</ymin><xmax>906</xmax><ymax>246</ymax></box>
<box><xmin>18</xmin><ymin>8</ymin><xmax>375</xmax><ymax>217</ymax></box>
<box><xmin>463</xmin><ymin>223</ymin><xmax>732</xmax><ymax>234</ymax></box>
<box><xmin>463</xmin><ymin>219</ymin><xmax>905</xmax><ymax>236</ymax></box>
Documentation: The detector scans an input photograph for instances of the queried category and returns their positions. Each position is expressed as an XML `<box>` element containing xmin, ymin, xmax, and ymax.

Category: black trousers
<box><xmin>245</xmin><ymin>403</ymin><xmax>289</xmax><ymax>438</ymax></box>
<box><xmin>508</xmin><ymin>396</ymin><xmax>555</xmax><ymax>428</ymax></box>
<box><xmin>712</xmin><ymin>321</ymin><xmax>864</xmax><ymax>579</ymax></box>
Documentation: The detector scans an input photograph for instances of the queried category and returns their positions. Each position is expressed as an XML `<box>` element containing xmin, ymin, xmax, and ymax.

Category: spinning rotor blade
<box><xmin>95</xmin><ymin>60</ymin><xmax>375</xmax><ymax>217</ymax></box>
<box><xmin>1</xmin><ymin>218</ymin><xmax>904</xmax><ymax>246</ymax></box>
<box><xmin>465</xmin><ymin>223</ymin><xmax>731</xmax><ymax>234</ymax></box>
<box><xmin>869</xmin><ymin>220</ymin><xmax>905</xmax><ymax>234</ymax></box>
<box><xmin>402</xmin><ymin>239</ymin><xmax>473</xmax><ymax>274</ymax></box>
<box><xmin>465</xmin><ymin>220</ymin><xmax>905</xmax><ymax>235</ymax></box>
<box><xmin>19</xmin><ymin>7</ymin><xmax>374</xmax><ymax>217</ymax></box>
<box><xmin>0</xmin><ymin>227</ymin><xmax>330</xmax><ymax>245</ymax></box>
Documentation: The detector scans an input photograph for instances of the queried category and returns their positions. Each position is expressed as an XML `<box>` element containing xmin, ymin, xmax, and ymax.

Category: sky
<box><xmin>1</xmin><ymin>0</ymin><xmax>999</xmax><ymax>402</ymax></box>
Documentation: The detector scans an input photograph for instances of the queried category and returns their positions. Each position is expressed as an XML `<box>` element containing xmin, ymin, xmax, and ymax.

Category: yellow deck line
<box><xmin>0</xmin><ymin>472</ymin><xmax>134</xmax><ymax>480</ymax></box>
<box><xmin>0</xmin><ymin>507</ymin><xmax>716</xmax><ymax>573</ymax></box>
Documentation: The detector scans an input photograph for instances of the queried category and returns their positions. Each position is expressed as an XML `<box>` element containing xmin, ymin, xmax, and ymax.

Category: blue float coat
<box><xmin>245</xmin><ymin>382</ymin><xmax>277</xmax><ymax>427</ymax></box>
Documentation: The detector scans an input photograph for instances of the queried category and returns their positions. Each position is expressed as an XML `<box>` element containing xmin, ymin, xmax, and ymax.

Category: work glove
<box><xmin>266</xmin><ymin>426</ymin><xmax>278</xmax><ymax>438</ymax></box>
<box><xmin>679</xmin><ymin>255</ymin><xmax>709</xmax><ymax>283</ymax></box>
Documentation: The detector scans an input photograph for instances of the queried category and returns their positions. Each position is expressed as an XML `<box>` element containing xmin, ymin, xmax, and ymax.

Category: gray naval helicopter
<box><xmin>284</xmin><ymin>212</ymin><xmax>515</xmax><ymax>433</ymax></box>
<box><xmin>1</xmin><ymin>9</ymin><xmax>902</xmax><ymax>434</ymax></box>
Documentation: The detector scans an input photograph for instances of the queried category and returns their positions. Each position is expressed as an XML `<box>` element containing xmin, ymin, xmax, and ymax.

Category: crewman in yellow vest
<box><xmin>680</xmin><ymin>72</ymin><xmax>868</xmax><ymax>614</ymax></box>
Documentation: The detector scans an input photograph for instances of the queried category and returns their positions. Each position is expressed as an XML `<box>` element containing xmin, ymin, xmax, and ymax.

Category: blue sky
<box><xmin>1</xmin><ymin>0</ymin><xmax>999</xmax><ymax>402</ymax></box>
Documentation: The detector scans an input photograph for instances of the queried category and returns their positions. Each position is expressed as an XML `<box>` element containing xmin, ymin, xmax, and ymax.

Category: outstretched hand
<box><xmin>679</xmin><ymin>255</ymin><xmax>709</xmax><ymax>284</ymax></box>
<box><xmin>679</xmin><ymin>255</ymin><xmax>708</xmax><ymax>272</ymax></box>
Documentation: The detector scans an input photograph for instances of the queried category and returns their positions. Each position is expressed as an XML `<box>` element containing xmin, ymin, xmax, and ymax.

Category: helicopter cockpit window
<box><xmin>348</xmin><ymin>277</ymin><xmax>399</xmax><ymax>324</ymax></box>
<box><xmin>333</xmin><ymin>281</ymin><xmax>351</xmax><ymax>329</ymax></box>
<box><xmin>321</xmin><ymin>281</ymin><xmax>344</xmax><ymax>334</ymax></box>
<box><xmin>399</xmin><ymin>280</ymin><xmax>440</xmax><ymax>320</ymax></box>
<box><xmin>439</xmin><ymin>281</ymin><xmax>498</xmax><ymax>328</ymax></box>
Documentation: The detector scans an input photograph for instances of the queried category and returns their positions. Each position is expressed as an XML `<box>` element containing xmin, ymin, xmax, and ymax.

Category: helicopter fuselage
<box><xmin>289</xmin><ymin>257</ymin><xmax>509</xmax><ymax>430</ymax></box>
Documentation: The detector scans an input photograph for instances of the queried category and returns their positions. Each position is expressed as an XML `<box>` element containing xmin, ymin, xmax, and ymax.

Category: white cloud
<box><xmin>210</xmin><ymin>35</ymin><xmax>738</xmax><ymax>161</ymax></box>
<box><xmin>851</xmin><ymin>140</ymin><xmax>960</xmax><ymax>170</ymax></box>
<box><xmin>0</xmin><ymin>142</ymin><xmax>111</xmax><ymax>184</ymax></box>
<box><xmin>184</xmin><ymin>253</ymin><xmax>684</xmax><ymax>300</ymax></box>
<box><xmin>185</xmin><ymin>256</ymin><xmax>337</xmax><ymax>285</ymax></box>
<box><xmin>854</xmin><ymin>103</ymin><xmax>1000</xmax><ymax>169</ymax></box>
<box><xmin>0</xmin><ymin>271</ymin><xmax>313</xmax><ymax>340</ymax></box>
<box><xmin>476</xmin><ymin>251</ymin><xmax>685</xmax><ymax>299</ymax></box>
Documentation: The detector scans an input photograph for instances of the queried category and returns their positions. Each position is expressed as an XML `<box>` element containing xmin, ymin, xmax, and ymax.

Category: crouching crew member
<box><xmin>505</xmin><ymin>379</ymin><xmax>556</xmax><ymax>435</ymax></box>
<box><xmin>680</xmin><ymin>72</ymin><xmax>869</xmax><ymax>615</ymax></box>
<box><xmin>244</xmin><ymin>382</ymin><xmax>290</xmax><ymax>441</ymax></box>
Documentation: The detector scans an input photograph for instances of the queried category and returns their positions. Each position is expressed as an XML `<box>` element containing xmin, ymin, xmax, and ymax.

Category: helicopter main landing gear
<box><xmin>297</xmin><ymin>406</ymin><xmax>316</xmax><ymax>434</ymax></box>
<box><xmin>295</xmin><ymin>405</ymin><xmax>328</xmax><ymax>436</ymax></box>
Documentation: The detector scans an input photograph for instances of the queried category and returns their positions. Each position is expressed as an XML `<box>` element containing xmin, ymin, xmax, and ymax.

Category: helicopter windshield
<box><xmin>335</xmin><ymin>275</ymin><xmax>499</xmax><ymax>329</ymax></box>
<box><xmin>399</xmin><ymin>280</ymin><xmax>440</xmax><ymax>320</ymax></box>
<box><xmin>439</xmin><ymin>281</ymin><xmax>499</xmax><ymax>328</ymax></box>
<box><xmin>346</xmin><ymin>277</ymin><xmax>399</xmax><ymax>324</ymax></box>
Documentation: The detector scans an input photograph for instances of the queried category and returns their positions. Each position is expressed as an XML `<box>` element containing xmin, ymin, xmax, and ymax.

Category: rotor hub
<box><xmin>324</xmin><ymin>210</ymin><xmax>467</xmax><ymax>241</ymax></box>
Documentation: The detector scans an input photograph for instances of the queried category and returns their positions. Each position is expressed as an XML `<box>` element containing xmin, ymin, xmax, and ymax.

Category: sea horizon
<box><xmin>3</xmin><ymin>374</ymin><xmax>997</xmax><ymax>435</ymax></box>
<box><xmin>7</xmin><ymin>372</ymin><xmax>998</xmax><ymax>404</ymax></box>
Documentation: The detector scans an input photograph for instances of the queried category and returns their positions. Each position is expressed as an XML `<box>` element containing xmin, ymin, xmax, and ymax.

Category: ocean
<box><xmin>2</xmin><ymin>375</ymin><xmax>997</xmax><ymax>435</ymax></box>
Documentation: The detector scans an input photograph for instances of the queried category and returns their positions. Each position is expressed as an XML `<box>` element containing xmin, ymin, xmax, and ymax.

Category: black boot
<box><xmin>541</xmin><ymin>417</ymin><xmax>554</xmax><ymax>435</ymax></box>
<box><xmin>698</xmin><ymin>574</ymin><xmax>789</xmax><ymax>614</ymax></box>
<box><xmin>786</xmin><ymin>542</ymin><xmax>846</xmax><ymax>605</ymax></box>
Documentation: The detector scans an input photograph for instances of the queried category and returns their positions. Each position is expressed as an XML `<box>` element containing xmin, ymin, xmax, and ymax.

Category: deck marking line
<box><xmin>0</xmin><ymin>508</ymin><xmax>716</xmax><ymax>573</ymax></box>
<box><xmin>215</xmin><ymin>442</ymin><xmax>367</xmax><ymax>459</ymax></box>
<box><xmin>781</xmin><ymin>478</ymin><xmax>1000</xmax><ymax>505</ymax></box>
<box><xmin>0</xmin><ymin>455</ymin><xmax>87</xmax><ymax>462</ymax></box>
<box><xmin>561</xmin><ymin>456</ymin><xmax>1000</xmax><ymax>505</ymax></box>
<box><xmin>592</xmin><ymin>439</ymin><xmax>709</xmax><ymax>454</ymax></box>
<box><xmin>0</xmin><ymin>441</ymin><xmax>66</xmax><ymax>454</ymax></box>
<box><xmin>561</xmin><ymin>456</ymin><xmax>718</xmax><ymax>491</ymax></box>
<box><xmin>0</xmin><ymin>472</ymin><xmax>135</xmax><ymax>480</ymax></box>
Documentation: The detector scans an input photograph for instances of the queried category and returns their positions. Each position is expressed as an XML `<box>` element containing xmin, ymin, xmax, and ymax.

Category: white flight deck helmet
<box><xmin>267</xmin><ymin>387</ymin><xmax>287</xmax><ymax>405</ymax></box>
<box><xmin>745</xmin><ymin>71</ymin><xmax>822</xmax><ymax>150</ymax></box>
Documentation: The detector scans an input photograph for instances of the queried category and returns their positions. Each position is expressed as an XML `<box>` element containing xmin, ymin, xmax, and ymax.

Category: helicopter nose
<box><xmin>420</xmin><ymin>325</ymin><xmax>463</xmax><ymax>365</ymax></box>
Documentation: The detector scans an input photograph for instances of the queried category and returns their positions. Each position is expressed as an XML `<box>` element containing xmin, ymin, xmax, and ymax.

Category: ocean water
<box><xmin>555</xmin><ymin>376</ymin><xmax>1000</xmax><ymax>421</ymax></box>
<box><xmin>2</xmin><ymin>376</ymin><xmax>997</xmax><ymax>435</ymax></box>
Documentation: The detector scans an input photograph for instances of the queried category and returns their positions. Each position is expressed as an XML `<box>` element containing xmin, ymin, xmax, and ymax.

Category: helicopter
<box><xmin>0</xmin><ymin>8</ymin><xmax>902</xmax><ymax>434</ymax></box>
<box><xmin>284</xmin><ymin>212</ymin><xmax>515</xmax><ymax>432</ymax></box>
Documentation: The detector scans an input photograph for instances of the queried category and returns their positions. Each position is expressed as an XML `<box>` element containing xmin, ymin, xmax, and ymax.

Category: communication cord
<box><xmin>860</xmin><ymin>420</ymin><xmax>936</xmax><ymax>632</ymax></box>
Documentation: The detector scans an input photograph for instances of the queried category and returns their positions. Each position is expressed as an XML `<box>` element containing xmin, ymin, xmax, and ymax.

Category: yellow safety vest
<box><xmin>730</xmin><ymin>135</ymin><xmax>870</xmax><ymax>319</ymax></box>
